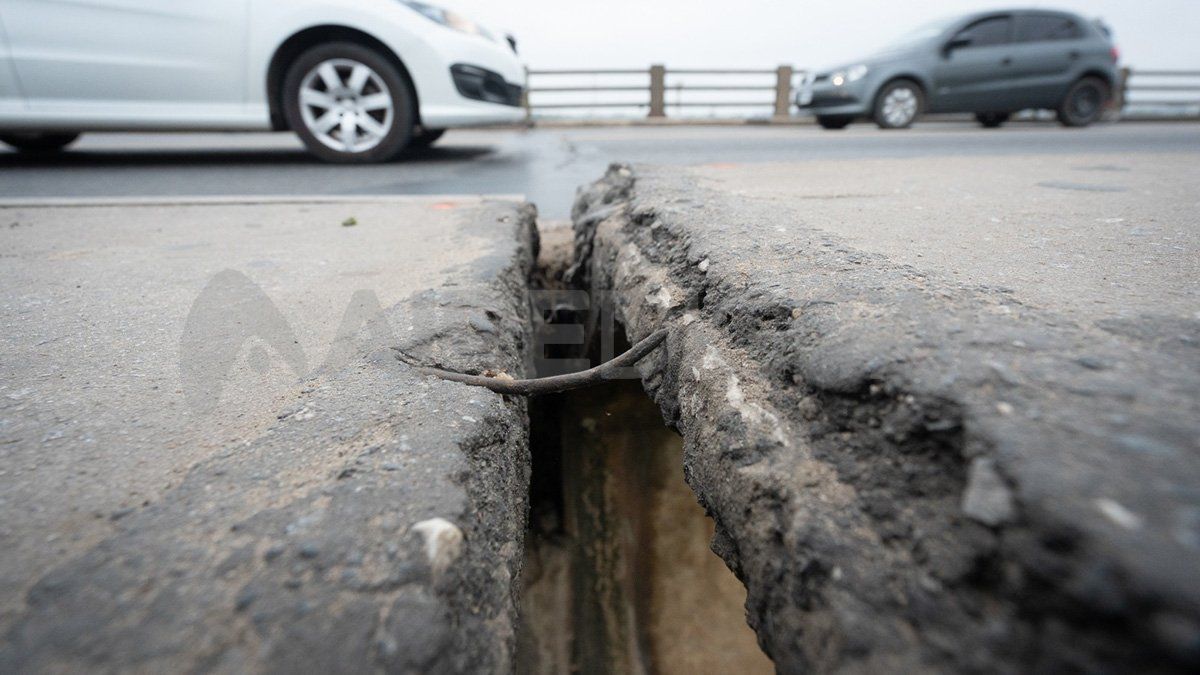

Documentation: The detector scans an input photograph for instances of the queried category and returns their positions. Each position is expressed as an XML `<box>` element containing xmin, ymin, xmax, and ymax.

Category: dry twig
<box><xmin>399</xmin><ymin>329</ymin><xmax>667</xmax><ymax>396</ymax></box>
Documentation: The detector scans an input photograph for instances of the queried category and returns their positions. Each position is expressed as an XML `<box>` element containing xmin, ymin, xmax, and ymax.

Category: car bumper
<box><xmin>420</xmin><ymin>46</ymin><xmax>525</xmax><ymax>128</ymax></box>
<box><xmin>796</xmin><ymin>77</ymin><xmax>871</xmax><ymax>117</ymax></box>
<box><xmin>419</xmin><ymin>100</ymin><xmax>525</xmax><ymax>127</ymax></box>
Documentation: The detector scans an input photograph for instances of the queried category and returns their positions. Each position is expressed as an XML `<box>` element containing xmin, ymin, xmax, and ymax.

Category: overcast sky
<box><xmin>446</xmin><ymin>0</ymin><xmax>1200</xmax><ymax>71</ymax></box>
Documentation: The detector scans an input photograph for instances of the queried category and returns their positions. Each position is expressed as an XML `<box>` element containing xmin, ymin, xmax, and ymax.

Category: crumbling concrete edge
<box><xmin>0</xmin><ymin>203</ymin><xmax>540</xmax><ymax>674</ymax></box>
<box><xmin>571</xmin><ymin>164</ymin><xmax>1200</xmax><ymax>672</ymax></box>
<box><xmin>415</xmin><ymin>200</ymin><xmax>540</xmax><ymax>673</ymax></box>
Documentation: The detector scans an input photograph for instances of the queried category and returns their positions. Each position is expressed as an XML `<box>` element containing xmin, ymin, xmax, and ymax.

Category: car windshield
<box><xmin>883</xmin><ymin>16</ymin><xmax>956</xmax><ymax>50</ymax></box>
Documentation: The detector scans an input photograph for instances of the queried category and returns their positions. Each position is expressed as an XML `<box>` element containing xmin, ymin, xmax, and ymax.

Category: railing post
<box><xmin>1112</xmin><ymin>66</ymin><xmax>1131</xmax><ymax>114</ymax></box>
<box><xmin>522</xmin><ymin>66</ymin><xmax>533</xmax><ymax>127</ymax></box>
<box><xmin>648</xmin><ymin>65</ymin><xmax>666</xmax><ymax>118</ymax></box>
<box><xmin>774</xmin><ymin>65</ymin><xmax>794</xmax><ymax>119</ymax></box>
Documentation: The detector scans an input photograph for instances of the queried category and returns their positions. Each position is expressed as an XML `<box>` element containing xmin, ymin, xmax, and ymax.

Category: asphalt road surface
<box><xmin>0</xmin><ymin>196</ymin><xmax>536</xmax><ymax>671</ymax></box>
<box><xmin>2</xmin><ymin>122</ymin><xmax>1198</xmax><ymax>218</ymax></box>
<box><xmin>689</xmin><ymin>153</ymin><xmax>1200</xmax><ymax>324</ymax></box>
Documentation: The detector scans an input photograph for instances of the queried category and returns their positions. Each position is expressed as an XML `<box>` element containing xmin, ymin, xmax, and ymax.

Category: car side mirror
<box><xmin>943</xmin><ymin>37</ymin><xmax>971</xmax><ymax>57</ymax></box>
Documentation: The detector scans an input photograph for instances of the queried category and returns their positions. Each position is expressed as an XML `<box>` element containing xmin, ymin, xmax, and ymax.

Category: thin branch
<box><xmin>401</xmin><ymin>329</ymin><xmax>668</xmax><ymax>396</ymax></box>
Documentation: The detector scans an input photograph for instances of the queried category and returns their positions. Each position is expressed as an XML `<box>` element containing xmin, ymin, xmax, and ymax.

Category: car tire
<box><xmin>409</xmin><ymin>128</ymin><xmax>446</xmax><ymax>149</ymax></box>
<box><xmin>873</xmin><ymin>79</ymin><xmax>923</xmax><ymax>129</ymax></box>
<box><xmin>816</xmin><ymin>115</ymin><xmax>854</xmax><ymax>130</ymax></box>
<box><xmin>976</xmin><ymin>112</ymin><xmax>1010</xmax><ymax>128</ymax></box>
<box><xmin>0</xmin><ymin>132</ymin><xmax>81</xmax><ymax>153</ymax></box>
<box><xmin>282</xmin><ymin>42</ymin><xmax>415</xmax><ymax>164</ymax></box>
<box><xmin>1057</xmin><ymin>77</ymin><xmax>1110</xmax><ymax>128</ymax></box>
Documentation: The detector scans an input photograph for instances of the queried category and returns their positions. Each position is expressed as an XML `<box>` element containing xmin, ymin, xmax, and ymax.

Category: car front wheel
<box><xmin>873</xmin><ymin>80</ymin><xmax>923</xmax><ymax>129</ymax></box>
<box><xmin>0</xmin><ymin>132</ymin><xmax>81</xmax><ymax>153</ymax></box>
<box><xmin>1057</xmin><ymin>77</ymin><xmax>1109</xmax><ymax>128</ymax></box>
<box><xmin>283</xmin><ymin>42</ymin><xmax>415</xmax><ymax>164</ymax></box>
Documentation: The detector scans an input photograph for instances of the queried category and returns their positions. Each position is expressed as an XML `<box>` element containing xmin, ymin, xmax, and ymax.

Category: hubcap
<box><xmin>299</xmin><ymin>58</ymin><xmax>394</xmax><ymax>153</ymax></box>
<box><xmin>882</xmin><ymin>87</ymin><xmax>918</xmax><ymax>127</ymax></box>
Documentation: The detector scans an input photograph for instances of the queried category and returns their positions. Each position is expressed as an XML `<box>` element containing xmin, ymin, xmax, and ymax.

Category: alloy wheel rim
<box><xmin>882</xmin><ymin>87</ymin><xmax>918</xmax><ymax>127</ymax></box>
<box><xmin>299</xmin><ymin>58</ymin><xmax>394</xmax><ymax>153</ymax></box>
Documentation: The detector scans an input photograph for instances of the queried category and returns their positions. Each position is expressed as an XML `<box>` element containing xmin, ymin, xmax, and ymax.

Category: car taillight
<box><xmin>1110</xmin><ymin>46</ymin><xmax>1120</xmax><ymax>63</ymax></box>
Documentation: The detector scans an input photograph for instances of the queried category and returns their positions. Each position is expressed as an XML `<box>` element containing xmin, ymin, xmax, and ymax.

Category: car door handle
<box><xmin>1069</xmin><ymin>51</ymin><xmax>1081</xmax><ymax>60</ymax></box>
<box><xmin>1001</xmin><ymin>57</ymin><xmax>1013</xmax><ymax>66</ymax></box>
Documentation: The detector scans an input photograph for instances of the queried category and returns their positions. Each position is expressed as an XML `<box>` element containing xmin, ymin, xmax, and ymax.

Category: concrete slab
<box><xmin>572</xmin><ymin>162</ymin><xmax>1200</xmax><ymax>672</ymax></box>
<box><xmin>0</xmin><ymin>198</ymin><xmax>537</xmax><ymax>672</ymax></box>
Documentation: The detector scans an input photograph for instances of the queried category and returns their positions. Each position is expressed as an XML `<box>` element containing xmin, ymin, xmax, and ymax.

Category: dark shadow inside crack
<box><xmin>515</xmin><ymin>321</ymin><xmax>772</xmax><ymax>674</ymax></box>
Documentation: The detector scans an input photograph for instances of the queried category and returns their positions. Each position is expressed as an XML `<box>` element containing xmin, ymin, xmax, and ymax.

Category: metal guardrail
<box><xmin>523</xmin><ymin>65</ymin><xmax>805</xmax><ymax>120</ymax></box>
<box><xmin>1115</xmin><ymin>68</ymin><xmax>1200</xmax><ymax>114</ymax></box>
<box><xmin>522</xmin><ymin>65</ymin><xmax>1200</xmax><ymax>121</ymax></box>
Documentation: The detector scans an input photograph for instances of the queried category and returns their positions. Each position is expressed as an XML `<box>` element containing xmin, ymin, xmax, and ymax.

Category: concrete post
<box><xmin>1103</xmin><ymin>66</ymin><xmax>1130</xmax><ymax>121</ymax></box>
<box><xmin>1114</xmin><ymin>66</ymin><xmax>1131</xmax><ymax>112</ymax></box>
<box><xmin>774</xmin><ymin>65</ymin><xmax>794</xmax><ymax>119</ymax></box>
<box><xmin>522</xmin><ymin>65</ymin><xmax>533</xmax><ymax>127</ymax></box>
<box><xmin>649</xmin><ymin>65</ymin><xmax>666</xmax><ymax>118</ymax></box>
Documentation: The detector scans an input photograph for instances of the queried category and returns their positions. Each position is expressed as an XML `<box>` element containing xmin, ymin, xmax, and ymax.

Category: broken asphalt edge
<box><xmin>570</xmin><ymin>163</ymin><xmax>1200</xmax><ymax>672</ymax></box>
<box><xmin>0</xmin><ymin>201</ymin><xmax>539</xmax><ymax>673</ymax></box>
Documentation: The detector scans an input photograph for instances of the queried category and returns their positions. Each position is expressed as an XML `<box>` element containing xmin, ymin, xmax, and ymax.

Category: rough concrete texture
<box><xmin>0</xmin><ymin>198</ymin><xmax>537</xmax><ymax>672</ymax></box>
<box><xmin>571</xmin><ymin>163</ymin><xmax>1200</xmax><ymax>672</ymax></box>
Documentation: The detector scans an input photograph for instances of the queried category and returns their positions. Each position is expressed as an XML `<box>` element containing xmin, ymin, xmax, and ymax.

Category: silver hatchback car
<box><xmin>797</xmin><ymin>9</ymin><xmax>1119</xmax><ymax>130</ymax></box>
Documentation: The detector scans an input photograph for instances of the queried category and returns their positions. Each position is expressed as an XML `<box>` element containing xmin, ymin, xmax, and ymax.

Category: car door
<box><xmin>930</xmin><ymin>14</ymin><xmax>1018</xmax><ymax>113</ymax></box>
<box><xmin>1009</xmin><ymin>12</ymin><xmax>1085</xmax><ymax>109</ymax></box>
<box><xmin>0</xmin><ymin>0</ymin><xmax>247</xmax><ymax>120</ymax></box>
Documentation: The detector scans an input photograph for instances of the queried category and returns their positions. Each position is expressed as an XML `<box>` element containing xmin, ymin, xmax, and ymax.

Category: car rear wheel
<box><xmin>816</xmin><ymin>115</ymin><xmax>854</xmax><ymax>130</ymax></box>
<box><xmin>0</xmin><ymin>132</ymin><xmax>81</xmax><ymax>153</ymax></box>
<box><xmin>283</xmin><ymin>42</ymin><xmax>415</xmax><ymax>164</ymax></box>
<box><xmin>976</xmin><ymin>112</ymin><xmax>1010</xmax><ymax>128</ymax></box>
<box><xmin>873</xmin><ymin>80</ymin><xmax>923</xmax><ymax>129</ymax></box>
<box><xmin>1057</xmin><ymin>77</ymin><xmax>1109</xmax><ymax>128</ymax></box>
<box><xmin>409</xmin><ymin>128</ymin><xmax>446</xmax><ymax>149</ymax></box>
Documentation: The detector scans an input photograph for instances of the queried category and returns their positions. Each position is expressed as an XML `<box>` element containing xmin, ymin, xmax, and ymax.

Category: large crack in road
<box><xmin>561</xmin><ymin>163</ymin><xmax>1200</xmax><ymax>672</ymax></box>
<box><xmin>1</xmin><ymin>153</ymin><xmax>1197</xmax><ymax>673</ymax></box>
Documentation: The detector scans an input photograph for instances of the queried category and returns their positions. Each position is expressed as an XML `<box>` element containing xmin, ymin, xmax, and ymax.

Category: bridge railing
<box><xmin>522</xmin><ymin>66</ymin><xmax>1200</xmax><ymax>121</ymax></box>
<box><xmin>1115</xmin><ymin>68</ymin><xmax>1200</xmax><ymax>118</ymax></box>
<box><xmin>523</xmin><ymin>65</ymin><xmax>806</xmax><ymax>121</ymax></box>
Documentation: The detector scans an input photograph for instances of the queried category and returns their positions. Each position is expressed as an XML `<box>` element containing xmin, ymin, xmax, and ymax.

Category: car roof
<box><xmin>964</xmin><ymin>7</ymin><xmax>1087</xmax><ymax>21</ymax></box>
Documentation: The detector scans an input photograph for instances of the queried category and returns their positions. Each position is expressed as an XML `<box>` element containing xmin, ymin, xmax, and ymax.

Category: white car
<box><xmin>0</xmin><ymin>0</ymin><xmax>525</xmax><ymax>162</ymax></box>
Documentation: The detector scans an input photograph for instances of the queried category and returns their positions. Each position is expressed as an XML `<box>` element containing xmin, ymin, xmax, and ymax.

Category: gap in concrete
<box><xmin>514</xmin><ymin>262</ymin><xmax>773</xmax><ymax>673</ymax></box>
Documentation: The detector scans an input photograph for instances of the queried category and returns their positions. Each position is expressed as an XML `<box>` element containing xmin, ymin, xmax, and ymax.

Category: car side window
<box><xmin>952</xmin><ymin>16</ymin><xmax>1013</xmax><ymax>48</ymax></box>
<box><xmin>1015</xmin><ymin>15</ymin><xmax>1083</xmax><ymax>43</ymax></box>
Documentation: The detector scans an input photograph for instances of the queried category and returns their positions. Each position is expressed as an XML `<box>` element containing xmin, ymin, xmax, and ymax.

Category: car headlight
<box><xmin>401</xmin><ymin>1</ymin><xmax>493</xmax><ymax>40</ymax></box>
<box><xmin>830</xmin><ymin>65</ymin><xmax>869</xmax><ymax>87</ymax></box>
